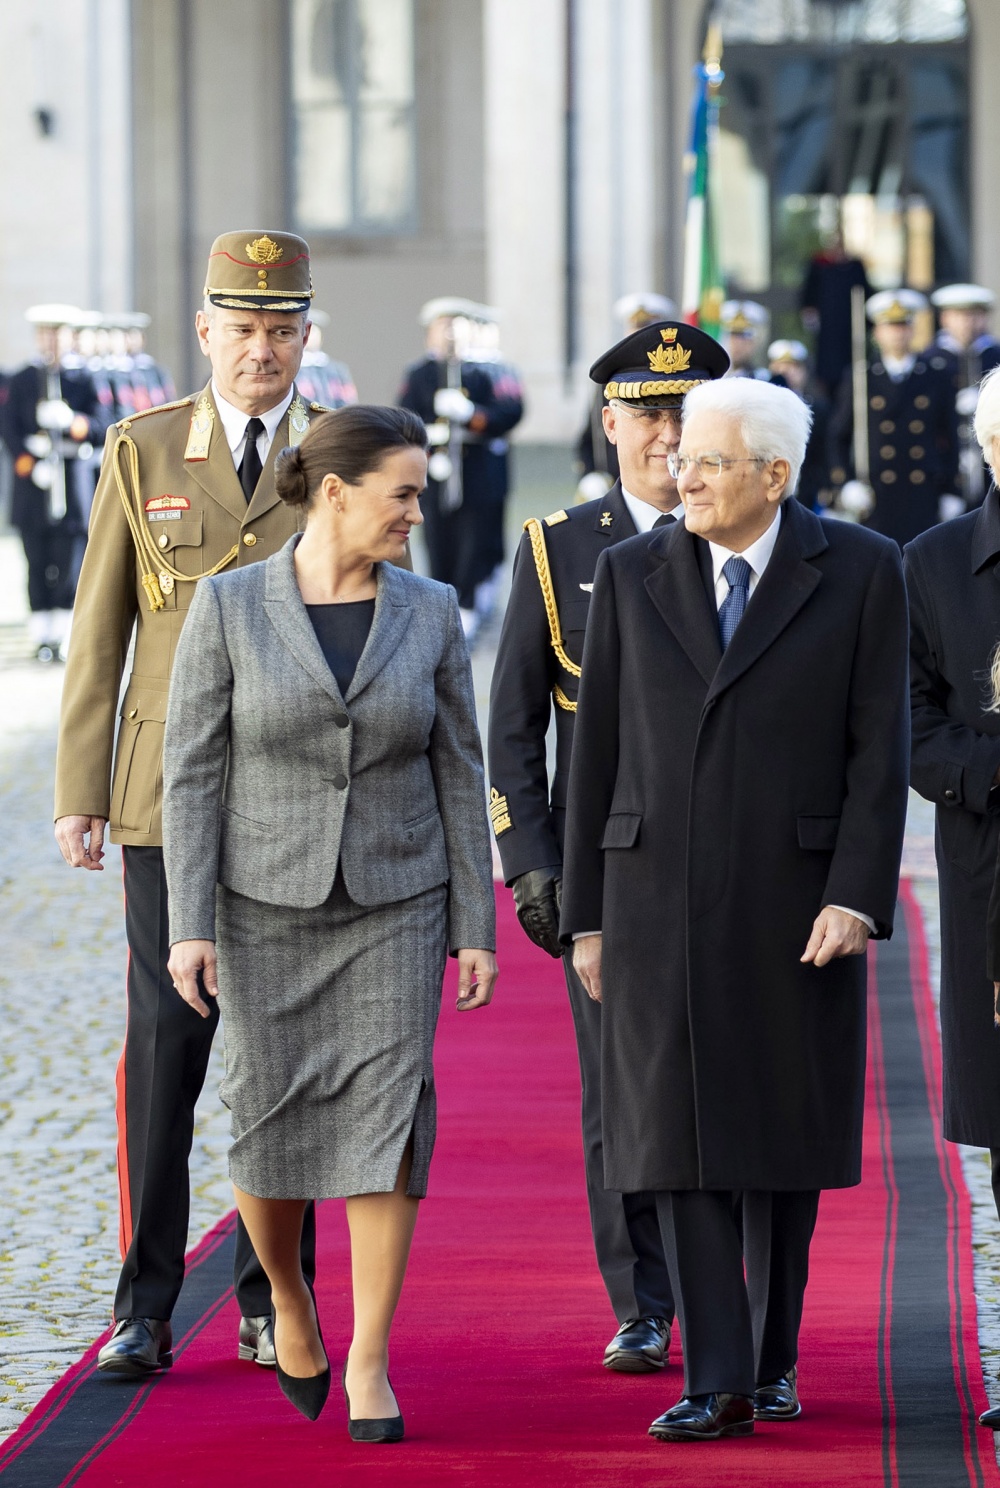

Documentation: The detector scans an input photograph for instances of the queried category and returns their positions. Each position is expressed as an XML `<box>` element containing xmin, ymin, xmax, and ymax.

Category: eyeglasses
<box><xmin>666</xmin><ymin>453</ymin><xmax>766</xmax><ymax>479</ymax></box>
<box><xmin>610</xmin><ymin>401</ymin><xmax>681</xmax><ymax>430</ymax></box>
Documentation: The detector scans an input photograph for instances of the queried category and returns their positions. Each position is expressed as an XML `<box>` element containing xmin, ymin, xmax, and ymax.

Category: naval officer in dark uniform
<box><xmin>488</xmin><ymin>321</ymin><xmax>729</xmax><ymax>1371</ymax></box>
<box><xmin>831</xmin><ymin>289</ymin><xmax>960</xmax><ymax>548</ymax></box>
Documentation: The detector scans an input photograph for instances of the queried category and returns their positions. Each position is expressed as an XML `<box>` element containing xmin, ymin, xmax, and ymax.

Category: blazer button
<box><xmin>943</xmin><ymin>788</ymin><xmax>956</xmax><ymax>801</ymax></box>
<box><xmin>332</xmin><ymin>773</ymin><xmax>348</xmax><ymax>790</ymax></box>
<box><xmin>128</xmin><ymin>706</ymin><xmax>138</xmax><ymax>719</ymax></box>
<box><xmin>158</xmin><ymin>531</ymin><xmax>169</xmax><ymax>549</ymax></box>
<box><xmin>334</xmin><ymin>713</ymin><xmax>349</xmax><ymax>728</ymax></box>
<box><xmin>242</xmin><ymin>532</ymin><xmax>257</xmax><ymax>547</ymax></box>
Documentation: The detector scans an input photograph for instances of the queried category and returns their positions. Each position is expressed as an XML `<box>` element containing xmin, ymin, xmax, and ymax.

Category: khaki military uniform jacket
<box><xmin>54</xmin><ymin>382</ymin><xmax>331</xmax><ymax>845</ymax></box>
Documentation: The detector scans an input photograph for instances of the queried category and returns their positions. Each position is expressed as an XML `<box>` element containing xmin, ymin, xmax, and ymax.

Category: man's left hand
<box><xmin>801</xmin><ymin>907</ymin><xmax>870</xmax><ymax>968</ymax></box>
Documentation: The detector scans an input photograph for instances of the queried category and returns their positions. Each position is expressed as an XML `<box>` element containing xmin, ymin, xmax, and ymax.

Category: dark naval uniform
<box><xmin>489</xmin><ymin>484</ymin><xmax>673</xmax><ymax>1330</ymax></box>
<box><xmin>832</xmin><ymin>352</ymin><xmax>959</xmax><ymax>548</ymax></box>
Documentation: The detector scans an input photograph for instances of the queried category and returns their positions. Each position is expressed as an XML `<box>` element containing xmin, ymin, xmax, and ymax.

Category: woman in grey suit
<box><xmin>162</xmin><ymin>406</ymin><xmax>497</xmax><ymax>1438</ymax></box>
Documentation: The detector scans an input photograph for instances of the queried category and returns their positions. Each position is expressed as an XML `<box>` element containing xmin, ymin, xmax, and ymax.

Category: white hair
<box><xmin>974</xmin><ymin>366</ymin><xmax>1000</xmax><ymax>455</ymax></box>
<box><xmin>681</xmin><ymin>376</ymin><xmax>813</xmax><ymax>497</ymax></box>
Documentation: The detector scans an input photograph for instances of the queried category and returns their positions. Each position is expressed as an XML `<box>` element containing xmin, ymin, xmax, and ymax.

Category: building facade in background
<box><xmin>0</xmin><ymin>0</ymin><xmax>996</xmax><ymax>441</ymax></box>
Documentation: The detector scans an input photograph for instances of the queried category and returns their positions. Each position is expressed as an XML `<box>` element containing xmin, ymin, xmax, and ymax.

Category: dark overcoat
<box><xmin>559</xmin><ymin>499</ymin><xmax>910</xmax><ymax>1192</ymax></box>
<box><xmin>904</xmin><ymin>493</ymin><xmax>1000</xmax><ymax>1145</ymax></box>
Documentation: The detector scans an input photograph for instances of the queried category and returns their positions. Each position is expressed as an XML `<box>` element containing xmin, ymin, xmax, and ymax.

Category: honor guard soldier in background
<box><xmin>53</xmin><ymin>231</ymin><xmax>332</xmax><ymax>1379</ymax></box>
<box><xmin>297</xmin><ymin>307</ymin><xmax>358</xmax><ymax>409</ymax></box>
<box><xmin>464</xmin><ymin>309</ymin><xmax>525</xmax><ymax>626</ymax></box>
<box><xmin>930</xmin><ymin>283</ymin><xmax>1000</xmax><ymax>510</ymax></box>
<box><xmin>488</xmin><ymin>320</ymin><xmax>729</xmax><ymax>1373</ymax></box>
<box><xmin>766</xmin><ymin>339</ymin><xmax>832</xmax><ymax>511</ymax></box>
<box><xmin>575</xmin><ymin>292</ymin><xmax>676</xmax><ymax>498</ymax></box>
<box><xmin>831</xmin><ymin>289</ymin><xmax>960</xmax><ymax>548</ymax></box>
<box><xmin>720</xmin><ymin>300</ymin><xmax>770</xmax><ymax>378</ymax></box>
<box><xmin>3</xmin><ymin>304</ymin><xmax>107</xmax><ymax>660</ymax></box>
<box><xmin>398</xmin><ymin>296</ymin><xmax>523</xmax><ymax>641</ymax></box>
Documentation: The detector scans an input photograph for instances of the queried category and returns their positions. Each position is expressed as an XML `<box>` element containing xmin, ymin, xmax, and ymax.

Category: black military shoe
<box><xmin>603</xmin><ymin>1316</ymin><xmax>670</xmax><ymax>1373</ymax></box>
<box><xmin>649</xmin><ymin>1392</ymin><xmax>754</xmax><ymax>1442</ymax></box>
<box><xmin>238</xmin><ymin>1314</ymin><xmax>276</xmax><ymax>1367</ymax></box>
<box><xmin>97</xmin><ymin>1318</ymin><xmax>173</xmax><ymax>1377</ymax></box>
<box><xmin>753</xmin><ymin>1367</ymin><xmax>801</xmax><ymax>1420</ymax></box>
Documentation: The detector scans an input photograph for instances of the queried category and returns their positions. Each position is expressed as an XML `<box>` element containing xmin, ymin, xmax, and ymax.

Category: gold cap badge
<box><xmin>647</xmin><ymin>330</ymin><xmax>692</xmax><ymax>375</ymax></box>
<box><xmin>245</xmin><ymin>235</ymin><xmax>283</xmax><ymax>265</ymax></box>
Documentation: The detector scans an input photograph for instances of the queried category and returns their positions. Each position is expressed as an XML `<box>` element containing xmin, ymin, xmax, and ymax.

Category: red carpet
<box><xmin>2</xmin><ymin>883</ymin><xmax>998</xmax><ymax>1487</ymax></box>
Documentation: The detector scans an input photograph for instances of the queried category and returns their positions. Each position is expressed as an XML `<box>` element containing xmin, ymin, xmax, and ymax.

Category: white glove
<box><xmin>956</xmin><ymin>385</ymin><xmax>980</xmax><ymax>417</ymax></box>
<box><xmin>434</xmin><ymin>387</ymin><xmax>475</xmax><ymax>424</ymax></box>
<box><xmin>36</xmin><ymin>398</ymin><xmax>75</xmax><ymax>432</ymax></box>
<box><xmin>425</xmin><ymin>419</ymin><xmax>451</xmax><ymax>447</ymax></box>
<box><xmin>838</xmin><ymin>479</ymin><xmax>875</xmax><ymax>519</ymax></box>
<box><xmin>575</xmin><ymin>471</ymin><xmax>614</xmax><ymax>503</ymax></box>
<box><xmin>938</xmin><ymin>493</ymin><xmax>966</xmax><ymax>522</ymax></box>
<box><xmin>427</xmin><ymin>451</ymin><xmax>454</xmax><ymax>483</ymax></box>
<box><xmin>24</xmin><ymin>432</ymin><xmax>52</xmax><ymax>458</ymax></box>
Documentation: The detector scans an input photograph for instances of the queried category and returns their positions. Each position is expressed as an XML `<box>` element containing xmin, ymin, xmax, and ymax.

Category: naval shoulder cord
<box><xmin>523</xmin><ymin>516</ymin><xmax>579</xmax><ymax>713</ymax></box>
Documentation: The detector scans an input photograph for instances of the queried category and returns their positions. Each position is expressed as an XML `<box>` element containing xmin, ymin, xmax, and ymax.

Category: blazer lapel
<box><xmin>346</xmin><ymin>562</ymin><xmax>413</xmax><ymax>702</ymax></box>
<box><xmin>705</xmin><ymin>501</ymin><xmax>827</xmax><ymax>703</ymax></box>
<box><xmin>184</xmin><ymin>384</ymin><xmax>247</xmax><ymax>522</ymax></box>
<box><xmin>263</xmin><ymin>538</ymin><xmax>346</xmax><ymax>706</ymax></box>
<box><xmin>644</xmin><ymin>524</ymin><xmax>722</xmax><ymax>684</ymax></box>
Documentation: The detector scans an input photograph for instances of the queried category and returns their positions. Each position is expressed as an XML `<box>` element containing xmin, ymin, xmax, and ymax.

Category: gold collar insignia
<box><xmin>288</xmin><ymin>393</ymin><xmax>310</xmax><ymax>447</ymax></box>
<box><xmin>184</xmin><ymin>394</ymin><xmax>215</xmax><ymax>462</ymax></box>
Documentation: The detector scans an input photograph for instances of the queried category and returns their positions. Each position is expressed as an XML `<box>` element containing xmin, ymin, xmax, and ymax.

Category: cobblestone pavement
<box><xmin>3</xmin><ymin>495</ymin><xmax>1000</xmax><ymax>1457</ymax></box>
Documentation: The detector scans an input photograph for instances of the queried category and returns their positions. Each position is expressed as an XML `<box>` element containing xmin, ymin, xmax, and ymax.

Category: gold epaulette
<box><xmin>309</xmin><ymin>401</ymin><xmax>335</xmax><ymax>413</ymax></box>
<box><xmin>544</xmin><ymin>509</ymin><xmax>568</xmax><ymax>526</ymax></box>
<box><xmin>523</xmin><ymin>517</ymin><xmax>581</xmax><ymax>713</ymax></box>
<box><xmin>116</xmin><ymin>396</ymin><xmax>193</xmax><ymax>432</ymax></box>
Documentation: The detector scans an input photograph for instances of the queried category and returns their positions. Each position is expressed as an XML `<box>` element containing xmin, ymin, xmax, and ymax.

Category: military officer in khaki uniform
<box><xmin>53</xmin><ymin>231</ymin><xmax>331</xmax><ymax>1377</ymax></box>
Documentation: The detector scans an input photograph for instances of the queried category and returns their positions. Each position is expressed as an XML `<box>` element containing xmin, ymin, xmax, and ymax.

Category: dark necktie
<box><xmin>718</xmin><ymin>556</ymin><xmax>751</xmax><ymax>650</ymax></box>
<box><xmin>238</xmin><ymin>417</ymin><xmax>265</xmax><ymax>503</ymax></box>
<box><xmin>652</xmin><ymin>512</ymin><xmax>676</xmax><ymax>528</ymax></box>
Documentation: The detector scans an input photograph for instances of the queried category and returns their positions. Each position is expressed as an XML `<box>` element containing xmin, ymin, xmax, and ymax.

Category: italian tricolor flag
<box><xmin>681</xmin><ymin>27</ymin><xmax>725</xmax><ymax>337</ymax></box>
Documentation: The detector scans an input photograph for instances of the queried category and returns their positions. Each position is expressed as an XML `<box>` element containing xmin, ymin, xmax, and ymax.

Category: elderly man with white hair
<box><xmin>561</xmin><ymin>377</ymin><xmax>910</xmax><ymax>1443</ymax></box>
<box><xmin>906</xmin><ymin>368</ymin><xmax>1000</xmax><ymax>1433</ymax></box>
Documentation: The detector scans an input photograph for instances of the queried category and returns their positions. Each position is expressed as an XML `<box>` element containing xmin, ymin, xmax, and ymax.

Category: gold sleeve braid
<box><xmin>523</xmin><ymin>517</ymin><xmax>579</xmax><ymax>713</ymax></box>
<box><xmin>112</xmin><ymin>432</ymin><xmax>239</xmax><ymax>611</ymax></box>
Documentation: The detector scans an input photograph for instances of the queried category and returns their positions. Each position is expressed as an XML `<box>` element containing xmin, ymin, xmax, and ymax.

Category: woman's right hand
<box><xmin>455</xmin><ymin>949</ymin><xmax>498</xmax><ymax>1010</ymax></box>
<box><xmin>168</xmin><ymin>939</ymin><xmax>219</xmax><ymax>1018</ymax></box>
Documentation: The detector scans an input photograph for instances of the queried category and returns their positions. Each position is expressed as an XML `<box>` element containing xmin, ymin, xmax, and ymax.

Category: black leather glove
<box><xmin>512</xmin><ymin>869</ymin><xmax>564</xmax><ymax>959</ymax></box>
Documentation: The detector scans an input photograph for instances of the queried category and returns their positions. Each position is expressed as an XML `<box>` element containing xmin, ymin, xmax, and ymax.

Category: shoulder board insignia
<box><xmin>309</xmin><ymin>401</ymin><xmax>336</xmax><ymax>413</ymax></box>
<box><xmin>116</xmin><ymin>395</ymin><xmax>193</xmax><ymax>431</ymax></box>
<box><xmin>544</xmin><ymin>509</ymin><xmax>568</xmax><ymax>526</ymax></box>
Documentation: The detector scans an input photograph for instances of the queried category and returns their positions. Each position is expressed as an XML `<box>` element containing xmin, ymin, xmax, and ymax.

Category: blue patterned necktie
<box><xmin>718</xmin><ymin>556</ymin><xmax>752</xmax><ymax>650</ymax></box>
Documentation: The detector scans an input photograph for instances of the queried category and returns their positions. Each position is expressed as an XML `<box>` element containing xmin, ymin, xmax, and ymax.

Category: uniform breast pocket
<box><xmin>146</xmin><ymin>513</ymin><xmax>204</xmax><ymax>565</ymax></box>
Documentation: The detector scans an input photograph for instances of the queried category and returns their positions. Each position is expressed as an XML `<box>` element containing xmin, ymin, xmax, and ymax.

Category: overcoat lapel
<box><xmin>592</xmin><ymin>482</ymin><xmax>638</xmax><ymax>542</ymax></box>
<box><xmin>184</xmin><ymin>384</ymin><xmax>247</xmax><ymax>522</ymax></box>
<box><xmin>643</xmin><ymin>525</ymin><xmax>722</xmax><ymax>685</ymax></box>
<box><xmin>705</xmin><ymin>501</ymin><xmax>827</xmax><ymax>703</ymax></box>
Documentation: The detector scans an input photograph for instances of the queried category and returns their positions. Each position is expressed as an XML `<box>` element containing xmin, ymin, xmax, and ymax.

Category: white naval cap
<box><xmin>613</xmin><ymin>291</ymin><xmax>677</xmax><ymax>325</ymax></box>
<box><xmin>930</xmin><ymin>283</ymin><xmax>996</xmax><ymax>310</ymax></box>
<box><xmin>767</xmin><ymin>338</ymin><xmax>808</xmax><ymax>363</ymax></box>
<box><xmin>866</xmin><ymin>288</ymin><xmax>927</xmax><ymax>324</ymax></box>
<box><xmin>720</xmin><ymin>300</ymin><xmax>768</xmax><ymax>334</ymax></box>
<box><xmin>419</xmin><ymin>296</ymin><xmax>502</xmax><ymax>326</ymax></box>
<box><xmin>24</xmin><ymin>303</ymin><xmax>84</xmax><ymax>327</ymax></box>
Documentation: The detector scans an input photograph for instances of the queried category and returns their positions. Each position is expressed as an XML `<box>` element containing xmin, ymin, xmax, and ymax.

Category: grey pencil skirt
<box><xmin>214</xmin><ymin>873</ymin><xmax>449</xmax><ymax>1201</ymax></box>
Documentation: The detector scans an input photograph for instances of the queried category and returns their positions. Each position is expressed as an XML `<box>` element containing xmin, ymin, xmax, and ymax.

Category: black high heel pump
<box><xmin>342</xmin><ymin>1362</ymin><xmax>405</xmax><ymax>1443</ymax></box>
<box><xmin>272</xmin><ymin>1305</ymin><xmax>331</xmax><ymax>1422</ymax></box>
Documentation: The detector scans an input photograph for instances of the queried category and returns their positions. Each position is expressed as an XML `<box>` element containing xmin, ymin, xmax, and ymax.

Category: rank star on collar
<box><xmin>600</xmin><ymin>511</ymin><xmax>613</xmax><ymax>528</ymax></box>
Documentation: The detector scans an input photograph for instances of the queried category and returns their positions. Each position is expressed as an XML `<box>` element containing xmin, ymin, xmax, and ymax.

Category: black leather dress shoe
<box><xmin>97</xmin><ymin>1318</ymin><xmax>173</xmax><ymax>1377</ymax></box>
<box><xmin>979</xmin><ymin>1403</ymin><xmax>1000</xmax><ymax>1429</ymax></box>
<box><xmin>754</xmin><ymin>1367</ymin><xmax>800</xmax><ymax>1420</ymax></box>
<box><xmin>649</xmin><ymin>1393</ymin><xmax>754</xmax><ymax>1442</ymax></box>
<box><xmin>238</xmin><ymin>1314</ymin><xmax>276</xmax><ymax>1368</ymax></box>
<box><xmin>603</xmin><ymin>1316</ymin><xmax>670</xmax><ymax>1373</ymax></box>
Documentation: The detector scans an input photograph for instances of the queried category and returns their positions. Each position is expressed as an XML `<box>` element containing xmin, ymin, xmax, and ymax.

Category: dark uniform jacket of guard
<box><xmin>906</xmin><ymin>493</ymin><xmax>1000</xmax><ymax>1144</ymax></box>
<box><xmin>4</xmin><ymin>361</ymin><xmax>106</xmax><ymax>530</ymax></box>
<box><xmin>488</xmin><ymin>483</ymin><xmax>638</xmax><ymax>881</ymax></box>
<box><xmin>560</xmin><ymin>501</ymin><xmax>910</xmax><ymax>1192</ymax></box>
<box><xmin>54</xmin><ymin>383</ymin><xmax>333</xmax><ymax>846</ymax></box>
<box><xmin>831</xmin><ymin>352</ymin><xmax>959</xmax><ymax>547</ymax></box>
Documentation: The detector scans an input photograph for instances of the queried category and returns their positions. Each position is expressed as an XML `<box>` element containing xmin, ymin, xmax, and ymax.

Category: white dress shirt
<box><xmin>575</xmin><ymin>501</ymin><xmax>875</xmax><ymax>938</ymax></box>
<box><xmin>212</xmin><ymin>382</ymin><xmax>293</xmax><ymax>472</ymax></box>
<box><xmin>621</xmin><ymin>485</ymin><xmax>684</xmax><ymax>532</ymax></box>
<box><xmin>880</xmin><ymin>353</ymin><xmax>916</xmax><ymax>384</ymax></box>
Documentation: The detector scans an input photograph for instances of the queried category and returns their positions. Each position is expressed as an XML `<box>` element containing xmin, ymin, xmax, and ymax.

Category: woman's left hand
<box><xmin>455</xmin><ymin>949</ymin><xmax>498</xmax><ymax>1010</ymax></box>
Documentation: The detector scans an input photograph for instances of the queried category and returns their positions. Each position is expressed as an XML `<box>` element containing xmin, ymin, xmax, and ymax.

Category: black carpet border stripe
<box><xmin>869</xmin><ymin>957</ymin><xmax>899</xmax><ymax>1488</ymax></box>
<box><xmin>0</xmin><ymin>1214</ymin><xmax>238</xmax><ymax>1488</ymax></box>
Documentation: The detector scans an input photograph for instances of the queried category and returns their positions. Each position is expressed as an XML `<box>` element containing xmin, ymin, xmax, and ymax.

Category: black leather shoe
<box><xmin>97</xmin><ymin>1318</ymin><xmax>173</xmax><ymax>1377</ymax></box>
<box><xmin>979</xmin><ymin>1403</ymin><xmax>1000</xmax><ymax>1429</ymax></box>
<box><xmin>238</xmin><ymin>1314</ymin><xmax>276</xmax><ymax>1368</ymax></box>
<box><xmin>603</xmin><ymin>1317</ymin><xmax>670</xmax><ymax>1373</ymax></box>
<box><xmin>754</xmin><ymin>1367</ymin><xmax>801</xmax><ymax>1420</ymax></box>
<box><xmin>343</xmin><ymin>1363</ymin><xmax>405</xmax><ymax>1443</ymax></box>
<box><xmin>649</xmin><ymin>1393</ymin><xmax>754</xmax><ymax>1442</ymax></box>
<box><xmin>272</xmin><ymin>1306</ymin><xmax>330</xmax><ymax>1421</ymax></box>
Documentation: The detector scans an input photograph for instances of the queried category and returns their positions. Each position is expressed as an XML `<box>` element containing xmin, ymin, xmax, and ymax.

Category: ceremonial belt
<box><xmin>112</xmin><ymin>430</ymin><xmax>238</xmax><ymax>612</ymax></box>
<box><xmin>523</xmin><ymin>516</ymin><xmax>580</xmax><ymax>713</ymax></box>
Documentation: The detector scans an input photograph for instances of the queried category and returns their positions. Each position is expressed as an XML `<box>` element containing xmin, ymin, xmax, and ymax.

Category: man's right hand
<box><xmin>55</xmin><ymin>815</ymin><xmax>107</xmax><ymax>871</ymax></box>
<box><xmin>573</xmin><ymin>934</ymin><xmax>603</xmax><ymax>1003</ymax></box>
<box><xmin>511</xmin><ymin>869</ymin><xmax>564</xmax><ymax>958</ymax></box>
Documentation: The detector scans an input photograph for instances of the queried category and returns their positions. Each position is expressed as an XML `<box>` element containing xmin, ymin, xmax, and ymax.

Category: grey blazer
<box><xmin>162</xmin><ymin>535</ymin><xmax>495</xmax><ymax>952</ymax></box>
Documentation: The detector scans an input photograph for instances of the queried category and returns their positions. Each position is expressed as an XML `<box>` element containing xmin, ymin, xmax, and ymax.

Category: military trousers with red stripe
<box><xmin>115</xmin><ymin>846</ymin><xmax>315</xmax><ymax>1321</ymax></box>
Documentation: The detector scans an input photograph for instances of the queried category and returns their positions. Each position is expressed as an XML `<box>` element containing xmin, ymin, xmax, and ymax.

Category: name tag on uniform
<box><xmin>148</xmin><ymin>510</ymin><xmax>182</xmax><ymax>521</ymax></box>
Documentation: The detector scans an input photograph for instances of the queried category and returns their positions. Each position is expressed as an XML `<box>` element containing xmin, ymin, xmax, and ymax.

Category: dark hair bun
<box><xmin>273</xmin><ymin>444</ymin><xmax>310</xmax><ymax>507</ymax></box>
